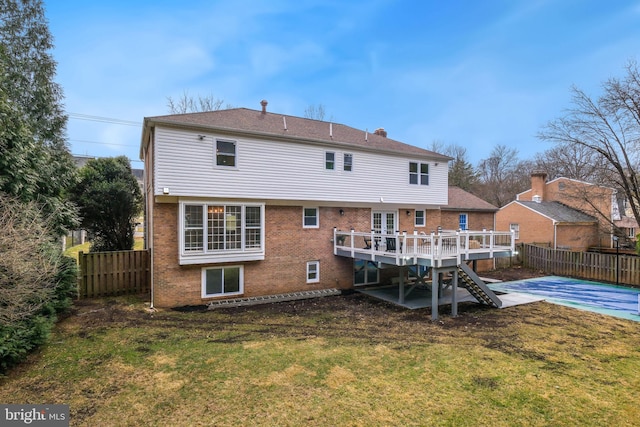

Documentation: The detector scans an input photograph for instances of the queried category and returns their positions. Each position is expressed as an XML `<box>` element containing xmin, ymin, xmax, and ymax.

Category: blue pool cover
<box><xmin>488</xmin><ymin>276</ymin><xmax>640</xmax><ymax>322</ymax></box>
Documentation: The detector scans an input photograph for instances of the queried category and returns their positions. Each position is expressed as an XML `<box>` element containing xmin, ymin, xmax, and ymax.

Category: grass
<box><xmin>1</xmin><ymin>293</ymin><xmax>640</xmax><ymax>426</ymax></box>
<box><xmin>64</xmin><ymin>238</ymin><xmax>144</xmax><ymax>262</ymax></box>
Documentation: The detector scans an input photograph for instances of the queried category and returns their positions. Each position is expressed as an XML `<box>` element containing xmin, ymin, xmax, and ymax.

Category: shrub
<box><xmin>0</xmin><ymin>194</ymin><xmax>77</xmax><ymax>373</ymax></box>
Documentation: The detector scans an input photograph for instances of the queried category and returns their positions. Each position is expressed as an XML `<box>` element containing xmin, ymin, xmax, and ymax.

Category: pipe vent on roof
<box><xmin>260</xmin><ymin>99</ymin><xmax>268</xmax><ymax>114</ymax></box>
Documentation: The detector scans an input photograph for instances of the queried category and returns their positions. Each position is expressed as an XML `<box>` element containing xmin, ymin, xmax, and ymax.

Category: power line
<box><xmin>68</xmin><ymin>112</ymin><xmax>141</xmax><ymax>127</ymax></box>
<box><xmin>72</xmin><ymin>153</ymin><xmax>143</xmax><ymax>164</ymax></box>
<box><xmin>69</xmin><ymin>138</ymin><xmax>138</xmax><ymax>148</ymax></box>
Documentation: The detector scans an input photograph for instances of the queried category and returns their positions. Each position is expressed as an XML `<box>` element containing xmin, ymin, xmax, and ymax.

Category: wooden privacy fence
<box><xmin>519</xmin><ymin>244</ymin><xmax>640</xmax><ymax>286</ymax></box>
<box><xmin>78</xmin><ymin>249</ymin><xmax>150</xmax><ymax>298</ymax></box>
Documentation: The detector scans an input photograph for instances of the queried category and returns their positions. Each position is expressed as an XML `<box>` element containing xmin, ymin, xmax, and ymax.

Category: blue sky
<box><xmin>45</xmin><ymin>0</ymin><xmax>640</xmax><ymax>169</ymax></box>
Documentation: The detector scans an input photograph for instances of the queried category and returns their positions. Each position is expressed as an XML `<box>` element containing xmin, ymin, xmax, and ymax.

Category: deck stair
<box><xmin>457</xmin><ymin>263</ymin><xmax>502</xmax><ymax>308</ymax></box>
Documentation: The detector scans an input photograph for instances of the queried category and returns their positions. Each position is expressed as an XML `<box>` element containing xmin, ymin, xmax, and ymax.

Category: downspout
<box><xmin>553</xmin><ymin>221</ymin><xmax>557</xmax><ymax>250</ymax></box>
<box><xmin>145</xmin><ymin>139</ymin><xmax>155</xmax><ymax>310</ymax></box>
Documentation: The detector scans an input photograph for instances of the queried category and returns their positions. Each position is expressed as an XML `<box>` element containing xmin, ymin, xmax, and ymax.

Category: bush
<box><xmin>0</xmin><ymin>194</ymin><xmax>77</xmax><ymax>373</ymax></box>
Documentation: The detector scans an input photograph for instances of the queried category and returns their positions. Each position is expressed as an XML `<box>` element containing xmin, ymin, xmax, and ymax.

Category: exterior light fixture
<box><xmin>339</xmin><ymin>209</ymin><xmax>345</xmax><ymax>216</ymax></box>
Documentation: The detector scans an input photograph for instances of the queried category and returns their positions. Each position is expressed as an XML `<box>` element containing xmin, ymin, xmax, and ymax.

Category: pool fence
<box><xmin>518</xmin><ymin>244</ymin><xmax>640</xmax><ymax>286</ymax></box>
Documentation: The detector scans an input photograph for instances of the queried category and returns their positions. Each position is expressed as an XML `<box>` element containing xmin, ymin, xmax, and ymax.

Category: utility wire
<box><xmin>68</xmin><ymin>112</ymin><xmax>141</xmax><ymax>127</ymax></box>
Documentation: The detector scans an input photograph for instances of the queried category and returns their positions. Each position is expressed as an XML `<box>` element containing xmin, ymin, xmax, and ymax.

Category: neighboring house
<box><xmin>140</xmin><ymin>101</ymin><xmax>513</xmax><ymax>310</ymax></box>
<box><xmin>497</xmin><ymin>199</ymin><xmax>598</xmax><ymax>251</ymax></box>
<box><xmin>496</xmin><ymin>171</ymin><xmax>619</xmax><ymax>251</ymax></box>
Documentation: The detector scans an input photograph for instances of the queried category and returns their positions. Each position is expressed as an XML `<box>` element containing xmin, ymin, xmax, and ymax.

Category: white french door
<box><xmin>372</xmin><ymin>211</ymin><xmax>397</xmax><ymax>235</ymax></box>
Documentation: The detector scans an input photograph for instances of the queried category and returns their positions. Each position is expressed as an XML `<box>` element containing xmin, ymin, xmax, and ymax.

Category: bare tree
<box><xmin>475</xmin><ymin>145</ymin><xmax>531</xmax><ymax>208</ymax></box>
<box><xmin>167</xmin><ymin>91</ymin><xmax>232</xmax><ymax>114</ymax></box>
<box><xmin>538</xmin><ymin>61</ymin><xmax>640</xmax><ymax>234</ymax></box>
<box><xmin>303</xmin><ymin>103</ymin><xmax>329</xmax><ymax>121</ymax></box>
<box><xmin>533</xmin><ymin>143</ymin><xmax>609</xmax><ymax>182</ymax></box>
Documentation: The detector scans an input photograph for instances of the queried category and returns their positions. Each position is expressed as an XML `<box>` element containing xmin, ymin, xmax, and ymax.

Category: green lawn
<box><xmin>1</xmin><ymin>293</ymin><xmax>639</xmax><ymax>426</ymax></box>
<box><xmin>64</xmin><ymin>238</ymin><xmax>144</xmax><ymax>262</ymax></box>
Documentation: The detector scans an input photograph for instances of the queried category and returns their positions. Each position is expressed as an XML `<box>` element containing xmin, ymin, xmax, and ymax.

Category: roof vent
<box><xmin>533</xmin><ymin>195</ymin><xmax>542</xmax><ymax>203</ymax></box>
<box><xmin>373</xmin><ymin>128</ymin><xmax>387</xmax><ymax>137</ymax></box>
<box><xmin>260</xmin><ymin>99</ymin><xmax>268</xmax><ymax>114</ymax></box>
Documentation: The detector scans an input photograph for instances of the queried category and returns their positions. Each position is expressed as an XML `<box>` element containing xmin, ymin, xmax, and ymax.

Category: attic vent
<box><xmin>533</xmin><ymin>195</ymin><xmax>542</xmax><ymax>203</ymax></box>
<box><xmin>374</xmin><ymin>128</ymin><xmax>387</xmax><ymax>137</ymax></box>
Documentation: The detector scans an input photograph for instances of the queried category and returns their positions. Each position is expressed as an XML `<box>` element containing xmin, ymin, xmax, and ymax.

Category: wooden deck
<box><xmin>334</xmin><ymin>229</ymin><xmax>515</xmax><ymax>267</ymax></box>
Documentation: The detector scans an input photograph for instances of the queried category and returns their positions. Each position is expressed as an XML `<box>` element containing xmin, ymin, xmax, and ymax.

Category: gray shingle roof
<box><xmin>143</xmin><ymin>107</ymin><xmax>451</xmax><ymax>160</ymax></box>
<box><xmin>519</xmin><ymin>201</ymin><xmax>597</xmax><ymax>223</ymax></box>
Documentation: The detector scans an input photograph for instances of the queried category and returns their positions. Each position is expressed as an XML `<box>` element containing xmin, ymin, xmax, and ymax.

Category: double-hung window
<box><xmin>459</xmin><ymin>213</ymin><xmax>468</xmax><ymax>231</ymax></box>
<box><xmin>344</xmin><ymin>153</ymin><xmax>353</xmax><ymax>171</ymax></box>
<box><xmin>303</xmin><ymin>207</ymin><xmax>319</xmax><ymax>228</ymax></box>
<box><xmin>325</xmin><ymin>152</ymin><xmax>335</xmax><ymax>170</ymax></box>
<box><xmin>216</xmin><ymin>140</ymin><xmax>236</xmax><ymax>167</ymax></box>
<box><xmin>510</xmin><ymin>223</ymin><xmax>520</xmax><ymax>240</ymax></box>
<box><xmin>180</xmin><ymin>202</ymin><xmax>264</xmax><ymax>264</ymax></box>
<box><xmin>307</xmin><ymin>261</ymin><xmax>320</xmax><ymax>283</ymax></box>
<box><xmin>415</xmin><ymin>210</ymin><xmax>425</xmax><ymax>227</ymax></box>
<box><xmin>409</xmin><ymin>162</ymin><xmax>429</xmax><ymax>185</ymax></box>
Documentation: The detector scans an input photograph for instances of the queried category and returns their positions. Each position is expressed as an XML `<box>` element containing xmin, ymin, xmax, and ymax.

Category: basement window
<box><xmin>202</xmin><ymin>266</ymin><xmax>243</xmax><ymax>297</ymax></box>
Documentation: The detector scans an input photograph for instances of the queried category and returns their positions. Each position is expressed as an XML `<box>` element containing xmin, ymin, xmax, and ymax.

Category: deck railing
<box><xmin>334</xmin><ymin>229</ymin><xmax>515</xmax><ymax>266</ymax></box>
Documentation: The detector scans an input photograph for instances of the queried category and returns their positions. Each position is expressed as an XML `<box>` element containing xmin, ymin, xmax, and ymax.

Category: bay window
<box><xmin>180</xmin><ymin>202</ymin><xmax>264</xmax><ymax>264</ymax></box>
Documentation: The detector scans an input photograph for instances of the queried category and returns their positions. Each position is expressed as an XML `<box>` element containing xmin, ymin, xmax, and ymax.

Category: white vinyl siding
<box><xmin>154</xmin><ymin>127</ymin><xmax>448</xmax><ymax>205</ymax></box>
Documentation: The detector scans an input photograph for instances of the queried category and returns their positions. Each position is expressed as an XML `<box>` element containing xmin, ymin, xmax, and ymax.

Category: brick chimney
<box><xmin>530</xmin><ymin>170</ymin><xmax>547</xmax><ymax>201</ymax></box>
<box><xmin>373</xmin><ymin>128</ymin><xmax>387</xmax><ymax>137</ymax></box>
<box><xmin>260</xmin><ymin>99</ymin><xmax>268</xmax><ymax>114</ymax></box>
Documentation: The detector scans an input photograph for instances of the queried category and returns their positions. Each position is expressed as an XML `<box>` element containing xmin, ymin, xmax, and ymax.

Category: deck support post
<box><xmin>398</xmin><ymin>266</ymin><xmax>405</xmax><ymax>304</ymax></box>
<box><xmin>451</xmin><ymin>268</ymin><xmax>459</xmax><ymax>317</ymax></box>
<box><xmin>431</xmin><ymin>268</ymin><xmax>440</xmax><ymax>321</ymax></box>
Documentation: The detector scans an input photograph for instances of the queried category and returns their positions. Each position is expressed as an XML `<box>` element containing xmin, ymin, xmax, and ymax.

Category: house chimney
<box><xmin>260</xmin><ymin>99</ymin><xmax>268</xmax><ymax>114</ymax></box>
<box><xmin>530</xmin><ymin>170</ymin><xmax>547</xmax><ymax>202</ymax></box>
<box><xmin>373</xmin><ymin>127</ymin><xmax>387</xmax><ymax>138</ymax></box>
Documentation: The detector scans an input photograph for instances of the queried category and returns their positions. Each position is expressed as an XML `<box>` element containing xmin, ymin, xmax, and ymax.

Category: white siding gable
<box><xmin>154</xmin><ymin>127</ymin><xmax>448</xmax><ymax>205</ymax></box>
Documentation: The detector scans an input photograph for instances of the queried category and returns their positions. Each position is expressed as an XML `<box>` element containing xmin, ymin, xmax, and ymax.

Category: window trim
<box><xmin>459</xmin><ymin>213</ymin><xmax>468</xmax><ymax>231</ymax></box>
<box><xmin>510</xmin><ymin>223</ymin><xmax>520</xmax><ymax>240</ymax></box>
<box><xmin>307</xmin><ymin>261</ymin><xmax>320</xmax><ymax>283</ymax></box>
<box><xmin>414</xmin><ymin>210</ymin><xmax>425</xmax><ymax>227</ymax></box>
<box><xmin>343</xmin><ymin>153</ymin><xmax>353</xmax><ymax>172</ymax></box>
<box><xmin>325</xmin><ymin>151</ymin><xmax>335</xmax><ymax>170</ymax></box>
<box><xmin>303</xmin><ymin>207</ymin><xmax>319</xmax><ymax>229</ymax></box>
<box><xmin>179</xmin><ymin>200</ymin><xmax>265</xmax><ymax>265</ymax></box>
<box><xmin>201</xmin><ymin>265</ymin><xmax>244</xmax><ymax>298</ymax></box>
<box><xmin>409</xmin><ymin>161</ymin><xmax>429</xmax><ymax>186</ymax></box>
<box><xmin>215</xmin><ymin>139</ymin><xmax>238</xmax><ymax>168</ymax></box>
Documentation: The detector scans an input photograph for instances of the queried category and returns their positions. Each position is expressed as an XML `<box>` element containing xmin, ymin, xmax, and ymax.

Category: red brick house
<box><xmin>496</xmin><ymin>171</ymin><xmax>620</xmax><ymax>250</ymax></box>
<box><xmin>140</xmin><ymin>102</ymin><xmax>514</xmax><ymax>312</ymax></box>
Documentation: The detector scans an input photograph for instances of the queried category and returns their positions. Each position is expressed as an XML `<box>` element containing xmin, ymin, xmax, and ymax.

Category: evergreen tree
<box><xmin>0</xmin><ymin>0</ymin><xmax>77</xmax><ymax>234</ymax></box>
<box><xmin>72</xmin><ymin>156</ymin><xmax>143</xmax><ymax>252</ymax></box>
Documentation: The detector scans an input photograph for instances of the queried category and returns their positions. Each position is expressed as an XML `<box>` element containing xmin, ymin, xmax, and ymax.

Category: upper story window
<box><xmin>303</xmin><ymin>207</ymin><xmax>319</xmax><ymax>228</ymax></box>
<box><xmin>344</xmin><ymin>153</ymin><xmax>353</xmax><ymax>171</ymax></box>
<box><xmin>409</xmin><ymin>162</ymin><xmax>429</xmax><ymax>185</ymax></box>
<box><xmin>216</xmin><ymin>140</ymin><xmax>236</xmax><ymax>167</ymax></box>
<box><xmin>180</xmin><ymin>202</ymin><xmax>264</xmax><ymax>265</ymax></box>
<box><xmin>325</xmin><ymin>152</ymin><xmax>335</xmax><ymax>170</ymax></box>
<box><xmin>415</xmin><ymin>210</ymin><xmax>425</xmax><ymax>227</ymax></box>
<box><xmin>459</xmin><ymin>213</ymin><xmax>468</xmax><ymax>230</ymax></box>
